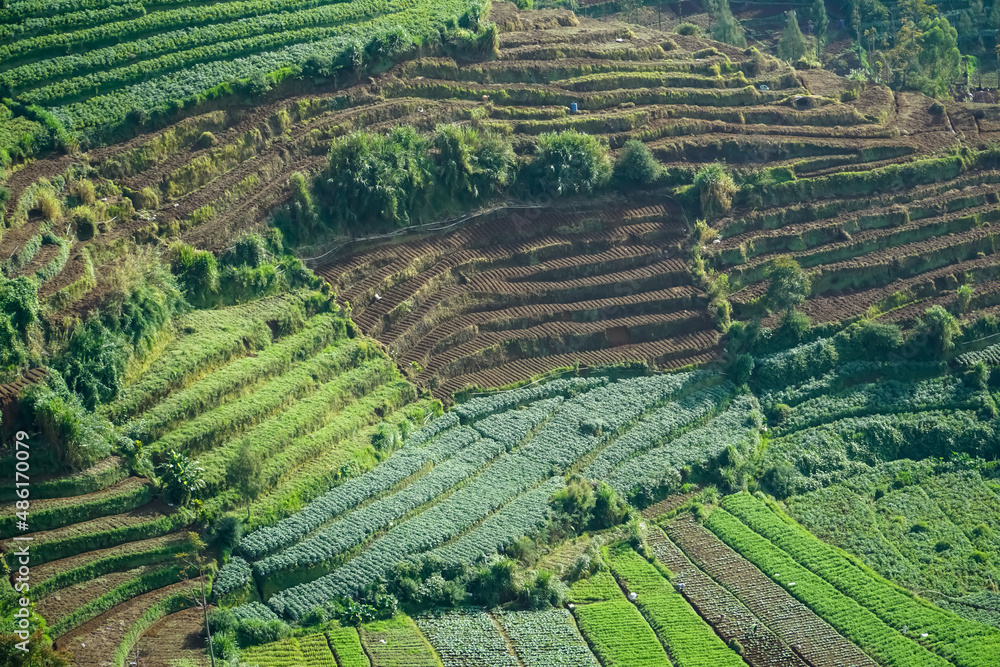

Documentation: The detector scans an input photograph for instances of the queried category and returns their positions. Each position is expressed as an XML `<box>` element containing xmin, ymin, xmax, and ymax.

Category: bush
<box><xmin>614</xmin><ymin>139</ymin><xmax>660</xmax><ymax>186</ymax></box>
<box><xmin>70</xmin><ymin>179</ymin><xmax>96</xmax><ymax>206</ymax></box>
<box><xmin>318</xmin><ymin>126</ymin><xmax>433</xmax><ymax>231</ymax></box>
<box><xmin>434</xmin><ymin>124</ymin><xmax>516</xmax><ymax>205</ymax></box>
<box><xmin>694</xmin><ymin>162</ymin><xmax>737</xmax><ymax>219</ymax></box>
<box><xmin>520</xmin><ymin>569</ymin><xmax>563</xmax><ymax>609</ymax></box>
<box><xmin>236</xmin><ymin>619</ymin><xmax>291</xmax><ymax>646</ymax></box>
<box><xmin>212</xmin><ymin>516</ymin><xmax>244</xmax><ymax>551</ymax></box>
<box><xmin>211</xmin><ymin>630</ymin><xmax>240</xmax><ymax>661</ymax></box>
<box><xmin>55</xmin><ymin>317</ymin><xmax>130</xmax><ymax>409</ymax></box>
<box><xmin>72</xmin><ymin>206</ymin><xmax>98</xmax><ymax>240</ymax></box>
<box><xmin>169</xmin><ymin>243</ymin><xmax>219</xmax><ymax>306</ymax></box>
<box><xmin>22</xmin><ymin>379</ymin><xmax>113</xmax><ymax>471</ymax></box>
<box><xmin>676</xmin><ymin>23</ymin><xmax>700</xmax><ymax>35</ymax></box>
<box><xmin>523</xmin><ymin>130</ymin><xmax>612</xmax><ymax>197</ymax></box>
<box><xmin>930</xmin><ymin>101</ymin><xmax>946</xmax><ymax>115</ymax></box>
<box><xmin>198</xmin><ymin>131</ymin><xmax>217</xmax><ymax>149</ymax></box>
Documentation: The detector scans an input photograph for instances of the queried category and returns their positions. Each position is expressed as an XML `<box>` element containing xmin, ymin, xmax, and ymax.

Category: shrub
<box><xmin>914</xmin><ymin>305</ymin><xmax>960</xmax><ymax>356</ymax></box>
<box><xmin>198</xmin><ymin>131</ymin><xmax>217</xmax><ymax>149</ymax></box>
<box><xmin>22</xmin><ymin>380</ymin><xmax>113</xmax><ymax>471</ymax></box>
<box><xmin>433</xmin><ymin>124</ymin><xmax>516</xmax><ymax>204</ymax></box>
<box><xmin>54</xmin><ymin>317</ymin><xmax>130</xmax><ymax>409</ymax></box>
<box><xmin>211</xmin><ymin>630</ymin><xmax>240</xmax><ymax>661</ymax></box>
<box><xmin>70</xmin><ymin>179</ymin><xmax>96</xmax><ymax>206</ymax></box>
<box><xmin>318</xmin><ymin>126</ymin><xmax>433</xmax><ymax>230</ymax></box>
<box><xmin>694</xmin><ymin>162</ymin><xmax>737</xmax><ymax>219</ymax></box>
<box><xmin>169</xmin><ymin>243</ymin><xmax>219</xmax><ymax>305</ymax></box>
<box><xmin>732</xmin><ymin>353</ymin><xmax>754</xmax><ymax>386</ymax></box>
<box><xmin>524</xmin><ymin>130</ymin><xmax>612</xmax><ymax>197</ymax></box>
<box><xmin>72</xmin><ymin>206</ymin><xmax>98</xmax><ymax>240</ymax></box>
<box><xmin>764</xmin><ymin>256</ymin><xmax>810</xmax><ymax>314</ymax></box>
<box><xmin>957</xmin><ymin>284</ymin><xmax>973</xmax><ymax>313</ymax></box>
<box><xmin>676</xmin><ymin>23</ymin><xmax>700</xmax><ymax>36</ymax></box>
<box><xmin>37</xmin><ymin>190</ymin><xmax>61</xmax><ymax>221</ymax></box>
<box><xmin>614</xmin><ymin>139</ymin><xmax>660</xmax><ymax>186</ymax></box>
<box><xmin>930</xmin><ymin>101</ymin><xmax>946</xmax><ymax>115</ymax></box>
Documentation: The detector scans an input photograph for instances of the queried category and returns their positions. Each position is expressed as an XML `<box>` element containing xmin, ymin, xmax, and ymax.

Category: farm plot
<box><xmin>361</xmin><ymin>614</ymin><xmax>443</xmax><ymax>667</ymax></box>
<box><xmin>605</xmin><ymin>542</ymin><xmax>748</xmax><ymax>667</ymax></box>
<box><xmin>493</xmin><ymin>608</ymin><xmax>601</xmax><ymax>667</ymax></box>
<box><xmin>316</xmin><ymin>198</ymin><xmax>719</xmax><ymax>400</ymax></box>
<box><xmin>415</xmin><ymin>609</ymin><xmax>520</xmax><ymax>667</ymax></box>
<box><xmin>644</xmin><ymin>524</ymin><xmax>811</xmax><ymax>667</ymax></box>
<box><xmin>662</xmin><ymin>515</ymin><xmax>877</xmax><ymax>667</ymax></box>
<box><xmin>784</xmin><ymin>461</ymin><xmax>1000</xmax><ymax>598</ymax></box>
<box><xmin>570</xmin><ymin>581</ymin><xmax>672</xmax><ymax>667</ymax></box>
<box><xmin>718</xmin><ymin>493</ymin><xmax>1000</xmax><ymax>667</ymax></box>
<box><xmin>246</xmin><ymin>371</ymin><xmax>745</xmax><ymax>618</ymax></box>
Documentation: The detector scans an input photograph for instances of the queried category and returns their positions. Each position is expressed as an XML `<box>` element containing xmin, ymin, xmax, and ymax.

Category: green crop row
<box><xmin>327</xmin><ymin>625</ymin><xmax>368</xmax><ymax>667</ymax></box>
<box><xmin>706</xmin><ymin>505</ymin><xmax>951</xmax><ymax>667</ymax></box>
<box><xmin>719</xmin><ymin>494</ymin><xmax>1000</xmax><ymax>667</ymax></box>
<box><xmin>0</xmin><ymin>0</ymin><xmax>355</xmax><ymax>63</ymax></box>
<box><xmin>16</xmin><ymin>6</ymin><xmax>411</xmax><ymax>106</ymax></box>
<box><xmin>106</xmin><ymin>293</ymin><xmax>315</xmax><ymax>423</ymax></box>
<box><xmin>48</xmin><ymin>0</ymin><xmax>485</xmax><ymax>141</ymax></box>
<box><xmin>111</xmin><ymin>589</ymin><xmax>194</xmax><ymax>667</ymax></box>
<box><xmin>25</xmin><ymin>510</ymin><xmax>189</xmax><ymax>566</ymax></box>
<box><xmin>34</xmin><ymin>534</ymin><xmax>189</xmax><ymax>599</ymax></box>
<box><xmin>147</xmin><ymin>337</ymin><xmax>372</xmax><ymax>456</ymax></box>
<box><xmin>0</xmin><ymin>456</ymin><xmax>126</xmax><ymax>502</ymax></box>
<box><xmin>2</xmin><ymin>0</ymin><xmax>396</xmax><ymax>93</ymax></box>
<box><xmin>573</xmin><ymin>599</ymin><xmax>671</xmax><ymax>667</ymax></box>
<box><xmin>49</xmin><ymin>563</ymin><xmax>185</xmax><ymax>638</ymax></box>
<box><xmin>198</xmin><ymin>356</ymin><xmax>398</xmax><ymax>490</ymax></box>
<box><xmin>0</xmin><ymin>2</ymin><xmax>145</xmax><ymax>44</ymax></box>
<box><xmin>138</xmin><ymin>313</ymin><xmax>344</xmax><ymax>441</ymax></box>
<box><xmin>0</xmin><ymin>479</ymin><xmax>152</xmax><ymax>538</ymax></box>
<box><xmin>605</xmin><ymin>543</ymin><xmax>747</xmax><ymax>667</ymax></box>
<box><xmin>244</xmin><ymin>395</ymin><xmax>432</xmax><ymax>534</ymax></box>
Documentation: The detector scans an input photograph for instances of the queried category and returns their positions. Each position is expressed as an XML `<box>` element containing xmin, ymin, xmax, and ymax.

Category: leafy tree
<box><xmin>169</xmin><ymin>243</ymin><xmax>219</xmax><ymax>305</ymax></box>
<box><xmin>54</xmin><ymin>317</ymin><xmax>129</xmax><ymax>409</ymax></box>
<box><xmin>764</xmin><ymin>256</ymin><xmax>811</xmax><ymax>313</ymax></box>
<box><xmin>778</xmin><ymin>10</ymin><xmax>808</xmax><ymax>62</ymax></box>
<box><xmin>811</xmin><ymin>0</ymin><xmax>829</xmax><ymax>44</ymax></box>
<box><xmin>915</xmin><ymin>305</ymin><xmax>961</xmax><ymax>356</ymax></box>
<box><xmin>710</xmin><ymin>0</ymin><xmax>746</xmax><ymax>47</ymax></box>
<box><xmin>614</xmin><ymin>139</ymin><xmax>660</xmax><ymax>186</ymax></box>
<box><xmin>732</xmin><ymin>353</ymin><xmax>754</xmax><ymax>385</ymax></box>
<box><xmin>320</xmin><ymin>127</ymin><xmax>433</xmax><ymax>230</ymax></box>
<box><xmin>470</xmin><ymin>558</ymin><xmax>519</xmax><ymax>607</ymax></box>
<box><xmin>550</xmin><ymin>475</ymin><xmax>596</xmax><ymax>530</ymax></box>
<box><xmin>229</xmin><ymin>442</ymin><xmax>265</xmax><ymax>521</ymax></box>
<box><xmin>694</xmin><ymin>162</ymin><xmax>737</xmax><ymax>219</ymax></box>
<box><xmin>524</xmin><ymin>130</ymin><xmax>612</xmax><ymax>197</ymax></box>
<box><xmin>159</xmin><ymin>450</ymin><xmax>206</xmax><ymax>506</ymax></box>
<box><xmin>433</xmin><ymin>125</ymin><xmax>516</xmax><ymax>204</ymax></box>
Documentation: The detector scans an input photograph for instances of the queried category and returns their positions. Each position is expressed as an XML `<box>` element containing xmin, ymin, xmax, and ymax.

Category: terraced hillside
<box><xmin>317</xmin><ymin>199</ymin><xmax>719</xmax><ymax>398</ymax></box>
<box><xmin>226</xmin><ymin>371</ymin><xmax>753</xmax><ymax>614</ymax></box>
<box><xmin>0</xmin><ymin>291</ymin><xmax>436</xmax><ymax>665</ymax></box>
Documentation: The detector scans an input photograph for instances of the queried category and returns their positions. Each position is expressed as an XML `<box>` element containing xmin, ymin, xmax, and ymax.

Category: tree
<box><xmin>524</xmin><ymin>131</ymin><xmax>612</xmax><ymax>197</ymax></box>
<box><xmin>710</xmin><ymin>0</ymin><xmax>746</xmax><ymax>47</ymax></box>
<box><xmin>811</xmin><ymin>0</ymin><xmax>829</xmax><ymax>45</ymax></box>
<box><xmin>433</xmin><ymin>124</ymin><xmax>516</xmax><ymax>204</ymax></box>
<box><xmin>229</xmin><ymin>442</ymin><xmax>265</xmax><ymax>521</ymax></box>
<box><xmin>176</xmin><ymin>533</ymin><xmax>217</xmax><ymax>667</ymax></box>
<box><xmin>764</xmin><ymin>256</ymin><xmax>811</xmax><ymax>313</ymax></box>
<box><xmin>319</xmin><ymin>127</ymin><xmax>434</xmax><ymax>230</ymax></box>
<box><xmin>159</xmin><ymin>450</ymin><xmax>206</xmax><ymax>506</ymax></box>
<box><xmin>613</xmin><ymin>139</ymin><xmax>660</xmax><ymax>185</ymax></box>
<box><xmin>778</xmin><ymin>10</ymin><xmax>808</xmax><ymax>62</ymax></box>
<box><xmin>916</xmin><ymin>305</ymin><xmax>961</xmax><ymax>356</ymax></box>
<box><xmin>694</xmin><ymin>162</ymin><xmax>738</xmax><ymax>219</ymax></box>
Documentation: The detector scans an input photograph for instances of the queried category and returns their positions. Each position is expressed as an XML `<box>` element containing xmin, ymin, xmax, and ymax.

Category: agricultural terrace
<box><xmin>1</xmin><ymin>1</ymin><xmax>1000</xmax><ymax>666</ymax></box>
